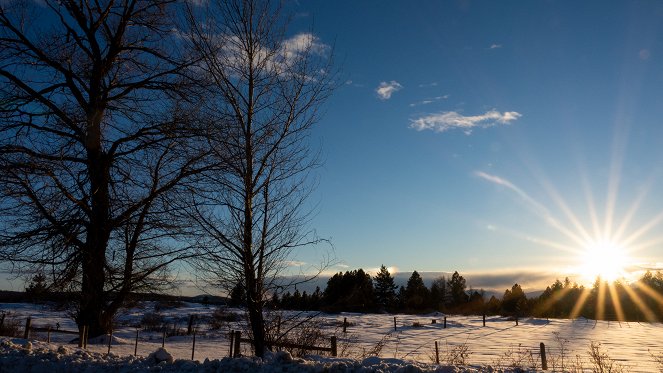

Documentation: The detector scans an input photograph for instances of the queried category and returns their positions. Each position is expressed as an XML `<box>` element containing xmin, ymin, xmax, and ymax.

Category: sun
<box><xmin>578</xmin><ymin>240</ymin><xmax>629</xmax><ymax>283</ymax></box>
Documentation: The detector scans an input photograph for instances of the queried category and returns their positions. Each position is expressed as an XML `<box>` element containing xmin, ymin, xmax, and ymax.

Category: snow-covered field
<box><xmin>1</xmin><ymin>302</ymin><xmax>662</xmax><ymax>372</ymax></box>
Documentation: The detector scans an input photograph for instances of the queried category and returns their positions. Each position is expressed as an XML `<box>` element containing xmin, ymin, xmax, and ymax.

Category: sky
<box><xmin>277</xmin><ymin>0</ymin><xmax>663</xmax><ymax>291</ymax></box>
<box><xmin>3</xmin><ymin>0</ymin><xmax>663</xmax><ymax>295</ymax></box>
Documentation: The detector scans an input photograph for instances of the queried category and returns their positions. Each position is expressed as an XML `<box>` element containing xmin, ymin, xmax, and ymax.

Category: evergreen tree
<box><xmin>25</xmin><ymin>273</ymin><xmax>49</xmax><ymax>303</ymax></box>
<box><xmin>396</xmin><ymin>286</ymin><xmax>406</xmax><ymax>310</ymax></box>
<box><xmin>373</xmin><ymin>265</ymin><xmax>397</xmax><ymax>309</ymax></box>
<box><xmin>404</xmin><ymin>271</ymin><xmax>430</xmax><ymax>311</ymax></box>
<box><xmin>485</xmin><ymin>295</ymin><xmax>501</xmax><ymax>315</ymax></box>
<box><xmin>310</xmin><ymin>286</ymin><xmax>322</xmax><ymax>310</ymax></box>
<box><xmin>502</xmin><ymin>283</ymin><xmax>527</xmax><ymax>316</ymax></box>
<box><xmin>292</xmin><ymin>289</ymin><xmax>302</xmax><ymax>310</ymax></box>
<box><xmin>429</xmin><ymin>276</ymin><xmax>447</xmax><ymax>310</ymax></box>
<box><xmin>447</xmin><ymin>271</ymin><xmax>469</xmax><ymax>307</ymax></box>
<box><xmin>323</xmin><ymin>269</ymin><xmax>375</xmax><ymax>312</ymax></box>
<box><xmin>229</xmin><ymin>282</ymin><xmax>246</xmax><ymax>307</ymax></box>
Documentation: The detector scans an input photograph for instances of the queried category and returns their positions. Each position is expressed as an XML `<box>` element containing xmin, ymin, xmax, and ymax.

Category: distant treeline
<box><xmin>263</xmin><ymin>266</ymin><xmax>663</xmax><ymax>321</ymax></box>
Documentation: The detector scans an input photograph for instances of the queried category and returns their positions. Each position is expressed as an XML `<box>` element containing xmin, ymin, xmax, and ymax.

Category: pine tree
<box><xmin>25</xmin><ymin>273</ymin><xmax>49</xmax><ymax>303</ymax></box>
<box><xmin>502</xmin><ymin>283</ymin><xmax>527</xmax><ymax>316</ymax></box>
<box><xmin>447</xmin><ymin>271</ymin><xmax>469</xmax><ymax>307</ymax></box>
<box><xmin>373</xmin><ymin>265</ymin><xmax>397</xmax><ymax>309</ymax></box>
<box><xmin>229</xmin><ymin>282</ymin><xmax>246</xmax><ymax>306</ymax></box>
<box><xmin>429</xmin><ymin>276</ymin><xmax>447</xmax><ymax>310</ymax></box>
<box><xmin>404</xmin><ymin>271</ymin><xmax>430</xmax><ymax>311</ymax></box>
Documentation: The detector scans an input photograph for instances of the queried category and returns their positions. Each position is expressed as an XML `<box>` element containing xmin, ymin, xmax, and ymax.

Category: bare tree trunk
<box><xmin>0</xmin><ymin>0</ymin><xmax>205</xmax><ymax>338</ymax></box>
<box><xmin>184</xmin><ymin>0</ymin><xmax>335</xmax><ymax>358</ymax></box>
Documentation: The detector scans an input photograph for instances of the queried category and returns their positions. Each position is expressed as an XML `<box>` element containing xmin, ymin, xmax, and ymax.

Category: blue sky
<box><xmin>3</xmin><ymin>0</ymin><xmax>663</xmax><ymax>294</ymax></box>
<box><xmin>282</xmin><ymin>0</ymin><xmax>663</xmax><ymax>289</ymax></box>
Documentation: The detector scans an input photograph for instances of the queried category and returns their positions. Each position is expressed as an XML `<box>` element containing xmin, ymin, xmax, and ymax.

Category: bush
<box><xmin>209</xmin><ymin>307</ymin><xmax>239</xmax><ymax>330</ymax></box>
<box><xmin>0</xmin><ymin>312</ymin><xmax>21</xmax><ymax>337</ymax></box>
<box><xmin>141</xmin><ymin>312</ymin><xmax>166</xmax><ymax>332</ymax></box>
<box><xmin>278</xmin><ymin>322</ymin><xmax>326</xmax><ymax>357</ymax></box>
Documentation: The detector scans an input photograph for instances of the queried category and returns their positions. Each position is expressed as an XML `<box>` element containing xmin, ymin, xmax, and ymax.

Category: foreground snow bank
<box><xmin>0</xmin><ymin>336</ymin><xmax>519</xmax><ymax>372</ymax></box>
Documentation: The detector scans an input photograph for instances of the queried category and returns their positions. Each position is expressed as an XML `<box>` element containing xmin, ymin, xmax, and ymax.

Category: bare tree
<box><xmin>0</xmin><ymin>0</ymin><xmax>206</xmax><ymax>337</ymax></box>
<box><xmin>184</xmin><ymin>0</ymin><xmax>334</xmax><ymax>357</ymax></box>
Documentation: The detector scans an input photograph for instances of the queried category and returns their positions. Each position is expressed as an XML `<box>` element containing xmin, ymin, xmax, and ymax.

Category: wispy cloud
<box><xmin>410</xmin><ymin>109</ymin><xmax>521</xmax><ymax>134</ymax></box>
<box><xmin>284</xmin><ymin>260</ymin><xmax>307</xmax><ymax>267</ymax></box>
<box><xmin>376</xmin><ymin>81</ymin><xmax>403</xmax><ymax>100</ymax></box>
<box><xmin>409</xmin><ymin>95</ymin><xmax>449</xmax><ymax>107</ymax></box>
<box><xmin>489</xmin><ymin>43</ymin><xmax>502</xmax><ymax>49</ymax></box>
<box><xmin>281</xmin><ymin>33</ymin><xmax>330</xmax><ymax>60</ymax></box>
<box><xmin>418</xmin><ymin>82</ymin><xmax>438</xmax><ymax>88</ymax></box>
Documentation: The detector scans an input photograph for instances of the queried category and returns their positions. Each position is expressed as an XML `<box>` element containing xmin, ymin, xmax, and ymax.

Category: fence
<box><xmin>1</xmin><ymin>311</ymin><xmax>655</xmax><ymax>371</ymax></box>
<box><xmin>228</xmin><ymin>330</ymin><xmax>337</xmax><ymax>357</ymax></box>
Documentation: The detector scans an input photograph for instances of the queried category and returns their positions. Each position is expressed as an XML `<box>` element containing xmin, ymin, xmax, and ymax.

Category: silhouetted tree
<box><xmin>396</xmin><ymin>286</ymin><xmax>406</xmax><ymax>309</ymax></box>
<box><xmin>373</xmin><ymin>265</ymin><xmax>397</xmax><ymax>309</ymax></box>
<box><xmin>404</xmin><ymin>271</ymin><xmax>429</xmax><ymax>311</ymax></box>
<box><xmin>447</xmin><ymin>271</ymin><xmax>469</xmax><ymax>307</ymax></box>
<box><xmin>25</xmin><ymin>273</ymin><xmax>49</xmax><ymax>303</ymax></box>
<box><xmin>0</xmin><ymin>0</ymin><xmax>204</xmax><ymax>338</ymax></box>
<box><xmin>230</xmin><ymin>282</ymin><xmax>247</xmax><ymax>306</ymax></box>
<box><xmin>323</xmin><ymin>269</ymin><xmax>375</xmax><ymax>312</ymax></box>
<box><xmin>485</xmin><ymin>295</ymin><xmax>501</xmax><ymax>315</ymax></box>
<box><xmin>502</xmin><ymin>283</ymin><xmax>527</xmax><ymax>317</ymax></box>
<box><xmin>429</xmin><ymin>276</ymin><xmax>447</xmax><ymax>311</ymax></box>
<box><xmin>183</xmin><ymin>0</ymin><xmax>335</xmax><ymax>357</ymax></box>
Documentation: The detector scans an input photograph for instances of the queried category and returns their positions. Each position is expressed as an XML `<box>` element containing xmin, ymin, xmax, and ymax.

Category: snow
<box><xmin>1</xmin><ymin>302</ymin><xmax>662</xmax><ymax>372</ymax></box>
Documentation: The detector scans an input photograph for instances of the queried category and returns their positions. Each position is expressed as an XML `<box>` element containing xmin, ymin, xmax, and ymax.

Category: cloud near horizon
<box><xmin>376</xmin><ymin>81</ymin><xmax>403</xmax><ymax>100</ymax></box>
<box><xmin>410</xmin><ymin>109</ymin><xmax>521</xmax><ymax>134</ymax></box>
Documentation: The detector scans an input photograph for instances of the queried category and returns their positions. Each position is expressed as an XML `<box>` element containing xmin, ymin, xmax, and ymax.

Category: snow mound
<box><xmin>148</xmin><ymin>347</ymin><xmax>174</xmax><ymax>364</ymax></box>
<box><xmin>0</xmin><ymin>336</ymin><xmax>525</xmax><ymax>372</ymax></box>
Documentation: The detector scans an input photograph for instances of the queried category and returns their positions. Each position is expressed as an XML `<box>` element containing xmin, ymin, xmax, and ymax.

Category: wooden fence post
<box><xmin>107</xmin><ymin>329</ymin><xmax>113</xmax><ymax>355</ymax></box>
<box><xmin>78</xmin><ymin>325</ymin><xmax>86</xmax><ymax>348</ymax></box>
<box><xmin>343</xmin><ymin>317</ymin><xmax>347</xmax><ymax>333</ymax></box>
<box><xmin>483</xmin><ymin>313</ymin><xmax>486</xmax><ymax>327</ymax></box>
<box><xmin>443</xmin><ymin>316</ymin><xmax>447</xmax><ymax>329</ymax></box>
<box><xmin>233</xmin><ymin>331</ymin><xmax>241</xmax><ymax>357</ymax></box>
<box><xmin>134</xmin><ymin>328</ymin><xmax>139</xmax><ymax>356</ymax></box>
<box><xmin>393</xmin><ymin>317</ymin><xmax>397</xmax><ymax>331</ymax></box>
<box><xmin>84</xmin><ymin>325</ymin><xmax>88</xmax><ymax>349</ymax></box>
<box><xmin>47</xmin><ymin>327</ymin><xmax>51</xmax><ymax>343</ymax></box>
<box><xmin>229</xmin><ymin>330</ymin><xmax>235</xmax><ymax>357</ymax></box>
<box><xmin>191</xmin><ymin>329</ymin><xmax>196</xmax><ymax>360</ymax></box>
<box><xmin>23</xmin><ymin>317</ymin><xmax>31</xmax><ymax>339</ymax></box>
<box><xmin>435</xmin><ymin>341</ymin><xmax>439</xmax><ymax>364</ymax></box>
<box><xmin>0</xmin><ymin>313</ymin><xmax>5</xmax><ymax>331</ymax></box>
<box><xmin>276</xmin><ymin>316</ymin><xmax>281</xmax><ymax>336</ymax></box>
<box><xmin>330</xmin><ymin>336</ymin><xmax>337</xmax><ymax>357</ymax></box>
<box><xmin>187</xmin><ymin>314</ymin><xmax>195</xmax><ymax>335</ymax></box>
<box><xmin>540</xmin><ymin>342</ymin><xmax>548</xmax><ymax>370</ymax></box>
<box><xmin>515</xmin><ymin>316</ymin><xmax>519</xmax><ymax>326</ymax></box>
<box><xmin>162</xmin><ymin>330</ymin><xmax>166</xmax><ymax>348</ymax></box>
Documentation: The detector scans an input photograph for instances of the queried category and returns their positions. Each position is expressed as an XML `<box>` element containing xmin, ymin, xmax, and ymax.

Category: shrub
<box><xmin>141</xmin><ymin>312</ymin><xmax>166</xmax><ymax>332</ymax></box>
<box><xmin>0</xmin><ymin>312</ymin><xmax>21</xmax><ymax>337</ymax></box>
<box><xmin>209</xmin><ymin>307</ymin><xmax>239</xmax><ymax>330</ymax></box>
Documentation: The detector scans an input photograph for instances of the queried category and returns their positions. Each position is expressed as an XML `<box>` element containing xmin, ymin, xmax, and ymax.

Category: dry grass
<box><xmin>588</xmin><ymin>342</ymin><xmax>628</xmax><ymax>373</ymax></box>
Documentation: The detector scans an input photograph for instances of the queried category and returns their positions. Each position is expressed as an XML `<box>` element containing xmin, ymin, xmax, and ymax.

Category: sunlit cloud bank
<box><xmin>376</xmin><ymin>81</ymin><xmax>403</xmax><ymax>100</ymax></box>
<box><xmin>410</xmin><ymin>109</ymin><xmax>521</xmax><ymax>134</ymax></box>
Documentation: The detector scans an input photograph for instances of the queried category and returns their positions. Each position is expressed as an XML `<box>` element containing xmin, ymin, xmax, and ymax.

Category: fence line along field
<box><xmin>1</xmin><ymin>301</ymin><xmax>662</xmax><ymax>372</ymax></box>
